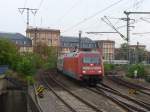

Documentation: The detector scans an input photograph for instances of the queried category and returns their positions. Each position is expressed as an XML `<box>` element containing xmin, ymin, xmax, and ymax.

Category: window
<box><xmin>15</xmin><ymin>41</ymin><xmax>18</xmax><ymax>44</ymax></box>
<box><xmin>48</xmin><ymin>40</ymin><xmax>52</xmax><ymax>45</ymax></box>
<box><xmin>83</xmin><ymin>57</ymin><xmax>100</xmax><ymax>64</ymax></box>
<box><xmin>24</xmin><ymin>41</ymin><xmax>26</xmax><ymax>45</ymax></box>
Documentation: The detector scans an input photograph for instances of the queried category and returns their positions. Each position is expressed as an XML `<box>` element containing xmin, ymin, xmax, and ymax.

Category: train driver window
<box><xmin>83</xmin><ymin>57</ymin><xmax>100</xmax><ymax>64</ymax></box>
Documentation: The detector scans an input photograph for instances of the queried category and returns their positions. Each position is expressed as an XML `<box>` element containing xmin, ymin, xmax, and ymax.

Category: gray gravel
<box><xmin>55</xmin><ymin>74</ymin><xmax>125</xmax><ymax>112</ymax></box>
<box><xmin>103</xmin><ymin>77</ymin><xmax>150</xmax><ymax>105</ymax></box>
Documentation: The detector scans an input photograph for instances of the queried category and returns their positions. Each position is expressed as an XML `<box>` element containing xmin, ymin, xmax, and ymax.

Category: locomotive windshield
<box><xmin>83</xmin><ymin>57</ymin><xmax>100</xmax><ymax>64</ymax></box>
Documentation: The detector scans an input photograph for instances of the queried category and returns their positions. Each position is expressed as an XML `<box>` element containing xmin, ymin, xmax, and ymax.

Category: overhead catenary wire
<box><xmin>140</xmin><ymin>17</ymin><xmax>150</xmax><ymax>23</ymax></box>
<box><xmin>62</xmin><ymin>0</ymin><xmax>124</xmax><ymax>33</ymax></box>
<box><xmin>133</xmin><ymin>0</ymin><xmax>145</xmax><ymax>10</ymax></box>
<box><xmin>37</xmin><ymin>0</ymin><xmax>44</xmax><ymax>10</ymax></box>
<box><xmin>101</xmin><ymin>16</ymin><xmax>127</xmax><ymax>41</ymax></box>
<box><xmin>77</xmin><ymin>0</ymin><xmax>136</xmax><ymax>33</ymax></box>
<box><xmin>83</xmin><ymin>0</ymin><xmax>143</xmax><ymax>32</ymax></box>
<box><xmin>123</xmin><ymin>0</ymin><xmax>145</xmax><ymax>13</ymax></box>
<box><xmin>83</xmin><ymin>17</ymin><xmax>121</xmax><ymax>33</ymax></box>
<box><xmin>19</xmin><ymin>0</ymin><xmax>28</xmax><ymax>14</ymax></box>
<box><xmin>112</xmin><ymin>17</ymin><xmax>141</xmax><ymax>30</ymax></box>
<box><xmin>57</xmin><ymin>0</ymin><xmax>82</xmax><ymax>23</ymax></box>
<box><xmin>31</xmin><ymin>0</ymin><xmax>45</xmax><ymax>15</ymax></box>
<box><xmin>23</xmin><ymin>0</ymin><xmax>28</xmax><ymax>8</ymax></box>
<box><xmin>18</xmin><ymin>0</ymin><xmax>28</xmax><ymax>23</ymax></box>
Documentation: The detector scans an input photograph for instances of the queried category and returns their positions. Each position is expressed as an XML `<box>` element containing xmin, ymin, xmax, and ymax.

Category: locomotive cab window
<box><xmin>83</xmin><ymin>57</ymin><xmax>100</xmax><ymax>64</ymax></box>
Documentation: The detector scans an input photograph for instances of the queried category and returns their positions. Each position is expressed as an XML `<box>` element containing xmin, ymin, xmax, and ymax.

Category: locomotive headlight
<box><xmin>98</xmin><ymin>70</ymin><xmax>102</xmax><ymax>73</ymax></box>
<box><xmin>82</xmin><ymin>70</ymin><xmax>86</xmax><ymax>74</ymax></box>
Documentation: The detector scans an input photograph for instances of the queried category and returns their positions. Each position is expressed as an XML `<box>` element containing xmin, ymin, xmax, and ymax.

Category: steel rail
<box><xmin>46</xmin><ymin>74</ymin><xmax>103</xmax><ymax>112</ymax></box>
<box><xmin>42</xmin><ymin>77</ymin><xmax>77</xmax><ymax>112</ymax></box>
<box><xmin>97</xmin><ymin>84</ymin><xmax>150</xmax><ymax>110</ymax></box>
<box><xmin>88</xmin><ymin>87</ymin><xmax>148</xmax><ymax>112</ymax></box>
<box><xmin>88</xmin><ymin>87</ymin><xmax>135</xmax><ymax>112</ymax></box>
<box><xmin>109</xmin><ymin>76</ymin><xmax>150</xmax><ymax>91</ymax></box>
<box><xmin>108</xmin><ymin>76</ymin><xmax>150</xmax><ymax>96</ymax></box>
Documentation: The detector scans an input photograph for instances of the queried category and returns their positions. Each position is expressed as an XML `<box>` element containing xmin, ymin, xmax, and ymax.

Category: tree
<box><xmin>33</xmin><ymin>42</ymin><xmax>58</xmax><ymax>69</ymax></box>
<box><xmin>127</xmin><ymin>64</ymin><xmax>146</xmax><ymax>78</ymax></box>
<box><xmin>0</xmin><ymin>38</ymin><xmax>19</xmax><ymax>68</ymax></box>
<box><xmin>16</xmin><ymin>55</ymin><xmax>36</xmax><ymax>76</ymax></box>
<box><xmin>34</xmin><ymin>42</ymin><xmax>51</xmax><ymax>60</ymax></box>
<box><xmin>47</xmin><ymin>46</ymin><xmax>57</xmax><ymax>69</ymax></box>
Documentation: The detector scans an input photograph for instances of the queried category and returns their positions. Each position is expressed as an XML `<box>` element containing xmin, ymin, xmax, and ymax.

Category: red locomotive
<box><xmin>57</xmin><ymin>51</ymin><xmax>104</xmax><ymax>85</ymax></box>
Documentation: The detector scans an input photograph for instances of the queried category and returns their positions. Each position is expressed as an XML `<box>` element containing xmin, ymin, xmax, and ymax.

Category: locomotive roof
<box><xmin>64</xmin><ymin>51</ymin><xmax>100</xmax><ymax>57</ymax></box>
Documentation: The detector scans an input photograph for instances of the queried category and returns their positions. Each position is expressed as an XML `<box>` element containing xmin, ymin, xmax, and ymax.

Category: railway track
<box><xmin>107</xmin><ymin>76</ymin><xmax>150</xmax><ymax>96</ymax></box>
<box><xmin>42</xmin><ymin>70</ymin><xmax>150</xmax><ymax>112</ymax></box>
<box><xmin>48</xmin><ymin>71</ymin><xmax>126</xmax><ymax>112</ymax></box>
<box><xmin>87</xmin><ymin>84</ymin><xmax>150</xmax><ymax>112</ymax></box>
<box><xmin>41</xmin><ymin>73</ymin><xmax>103</xmax><ymax>112</ymax></box>
<box><xmin>99</xmin><ymin>83</ymin><xmax>150</xmax><ymax>110</ymax></box>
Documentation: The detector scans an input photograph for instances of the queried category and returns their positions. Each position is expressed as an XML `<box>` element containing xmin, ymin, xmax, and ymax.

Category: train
<box><xmin>57</xmin><ymin>51</ymin><xmax>104</xmax><ymax>85</ymax></box>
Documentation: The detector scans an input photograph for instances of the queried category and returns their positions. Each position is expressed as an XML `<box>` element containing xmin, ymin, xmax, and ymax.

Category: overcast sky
<box><xmin>0</xmin><ymin>0</ymin><xmax>150</xmax><ymax>50</ymax></box>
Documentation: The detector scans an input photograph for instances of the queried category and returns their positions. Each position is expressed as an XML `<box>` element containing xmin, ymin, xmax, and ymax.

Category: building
<box><xmin>129</xmin><ymin>44</ymin><xmax>146</xmax><ymax>64</ymax></box>
<box><xmin>130</xmin><ymin>45</ymin><xmax>146</xmax><ymax>50</ymax></box>
<box><xmin>60</xmin><ymin>36</ymin><xmax>96</xmax><ymax>54</ymax></box>
<box><xmin>95</xmin><ymin>40</ymin><xmax>115</xmax><ymax>60</ymax></box>
<box><xmin>0</xmin><ymin>32</ymin><xmax>32</xmax><ymax>52</ymax></box>
<box><xmin>26</xmin><ymin>27</ymin><xmax>60</xmax><ymax>47</ymax></box>
<box><xmin>115</xmin><ymin>43</ymin><xmax>148</xmax><ymax>64</ymax></box>
<box><xmin>147</xmin><ymin>51</ymin><xmax>150</xmax><ymax>64</ymax></box>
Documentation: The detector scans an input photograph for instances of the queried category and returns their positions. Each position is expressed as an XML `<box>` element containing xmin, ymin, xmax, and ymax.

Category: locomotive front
<box><xmin>79</xmin><ymin>52</ymin><xmax>103</xmax><ymax>85</ymax></box>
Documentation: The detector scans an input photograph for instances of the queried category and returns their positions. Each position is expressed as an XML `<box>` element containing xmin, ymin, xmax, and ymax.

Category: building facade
<box><xmin>95</xmin><ymin>40</ymin><xmax>115</xmax><ymax>60</ymax></box>
<box><xmin>115</xmin><ymin>43</ymin><xmax>149</xmax><ymax>64</ymax></box>
<box><xmin>130</xmin><ymin>45</ymin><xmax>146</xmax><ymax>50</ymax></box>
<box><xmin>60</xmin><ymin>36</ymin><xmax>96</xmax><ymax>55</ymax></box>
<box><xmin>129</xmin><ymin>44</ymin><xmax>146</xmax><ymax>64</ymax></box>
<box><xmin>26</xmin><ymin>27</ymin><xmax>60</xmax><ymax>47</ymax></box>
<box><xmin>0</xmin><ymin>32</ymin><xmax>32</xmax><ymax>53</ymax></box>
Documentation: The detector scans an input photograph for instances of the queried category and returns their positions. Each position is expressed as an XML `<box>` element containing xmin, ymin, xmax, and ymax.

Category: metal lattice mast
<box><xmin>18</xmin><ymin>8</ymin><xmax>38</xmax><ymax>28</ymax></box>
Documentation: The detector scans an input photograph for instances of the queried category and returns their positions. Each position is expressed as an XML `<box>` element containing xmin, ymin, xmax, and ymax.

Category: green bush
<box><xmin>0</xmin><ymin>38</ymin><xmax>19</xmax><ymax>68</ymax></box>
<box><xmin>104</xmin><ymin>64</ymin><xmax>115</xmax><ymax>74</ymax></box>
<box><xmin>43</xmin><ymin>57</ymin><xmax>57</xmax><ymax>70</ymax></box>
<box><xmin>25</xmin><ymin>53</ymin><xmax>44</xmax><ymax>69</ymax></box>
<box><xmin>43</xmin><ymin>47</ymin><xmax>57</xmax><ymax>70</ymax></box>
<box><xmin>126</xmin><ymin>64</ymin><xmax>146</xmax><ymax>78</ymax></box>
<box><xmin>16</xmin><ymin>56</ymin><xmax>36</xmax><ymax>76</ymax></box>
<box><xmin>26</xmin><ymin>76</ymin><xmax>35</xmax><ymax>85</ymax></box>
<box><xmin>16</xmin><ymin>53</ymin><xmax>45</xmax><ymax>76</ymax></box>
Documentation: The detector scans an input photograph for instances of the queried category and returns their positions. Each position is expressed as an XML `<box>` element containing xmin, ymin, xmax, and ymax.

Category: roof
<box><xmin>26</xmin><ymin>27</ymin><xmax>60</xmax><ymax>33</ymax></box>
<box><xmin>95</xmin><ymin>40</ymin><xmax>115</xmax><ymax>43</ymax></box>
<box><xmin>0</xmin><ymin>32</ymin><xmax>32</xmax><ymax>46</ymax></box>
<box><xmin>130</xmin><ymin>45</ymin><xmax>146</xmax><ymax>47</ymax></box>
<box><xmin>60</xmin><ymin>36</ymin><xmax>95</xmax><ymax>43</ymax></box>
<box><xmin>60</xmin><ymin>36</ymin><xmax>96</xmax><ymax>48</ymax></box>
